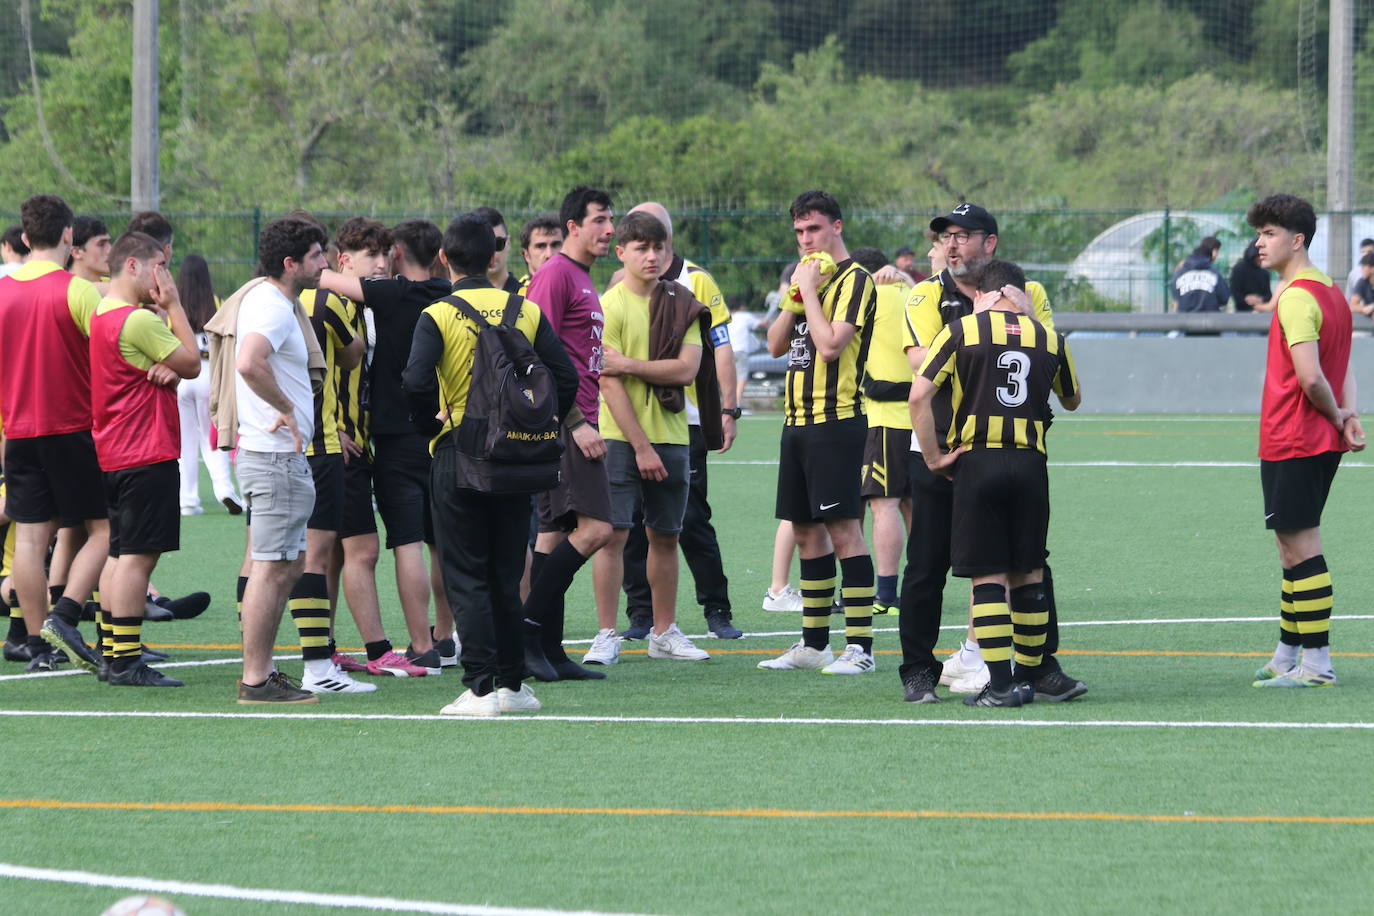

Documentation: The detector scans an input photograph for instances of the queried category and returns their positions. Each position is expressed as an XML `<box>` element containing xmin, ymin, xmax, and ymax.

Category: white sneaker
<box><xmin>301</xmin><ymin>663</ymin><xmax>378</xmax><ymax>694</ymax></box>
<box><xmin>762</xmin><ymin>586</ymin><xmax>803</xmax><ymax>612</ymax></box>
<box><xmin>497</xmin><ymin>684</ymin><xmax>541</xmax><ymax>711</ymax></box>
<box><xmin>947</xmin><ymin>665</ymin><xmax>990</xmax><ymax>695</ymax></box>
<box><xmin>940</xmin><ymin>645</ymin><xmax>985</xmax><ymax>685</ymax></box>
<box><xmin>582</xmin><ymin>628</ymin><xmax>621</xmax><ymax>666</ymax></box>
<box><xmin>757</xmin><ymin>640</ymin><xmax>834</xmax><ymax>670</ymax></box>
<box><xmin>647</xmin><ymin>624</ymin><xmax>710</xmax><ymax>661</ymax></box>
<box><xmin>821</xmin><ymin>644</ymin><xmax>876</xmax><ymax>675</ymax></box>
<box><xmin>440</xmin><ymin>689</ymin><xmax>500</xmax><ymax>717</ymax></box>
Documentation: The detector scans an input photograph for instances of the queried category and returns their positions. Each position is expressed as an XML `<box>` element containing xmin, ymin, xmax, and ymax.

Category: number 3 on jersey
<box><xmin>996</xmin><ymin>350</ymin><xmax>1030</xmax><ymax>407</ymax></box>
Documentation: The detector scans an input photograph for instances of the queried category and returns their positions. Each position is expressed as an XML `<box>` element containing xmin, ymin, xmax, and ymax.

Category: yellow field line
<box><xmin>0</xmin><ymin>797</ymin><xmax>1368</xmax><ymax>826</ymax></box>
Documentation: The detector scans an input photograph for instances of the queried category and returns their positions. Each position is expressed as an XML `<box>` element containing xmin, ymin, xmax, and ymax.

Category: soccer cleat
<box><xmin>552</xmin><ymin>658</ymin><xmax>606</xmax><ymax>680</ymax></box>
<box><xmin>332</xmin><ymin>652</ymin><xmax>368</xmax><ymax>673</ymax></box>
<box><xmin>704</xmin><ymin>609</ymin><xmax>743</xmax><ymax>639</ymax></box>
<box><xmin>97</xmin><ymin>658</ymin><xmax>109</xmax><ymax>682</ymax></box>
<box><xmin>647</xmin><ymin>624</ymin><xmax>710</xmax><ymax>661</ymax></box>
<box><xmin>434</xmin><ymin>637</ymin><xmax>459</xmax><ymax>668</ymax></box>
<box><xmin>222</xmin><ymin>495</ymin><xmax>244</xmax><ymax>515</ymax></box>
<box><xmin>939</xmin><ymin>645</ymin><xmax>985</xmax><ymax>686</ymax></box>
<box><xmin>1029</xmin><ymin>669</ymin><xmax>1087</xmax><ymax>702</ymax></box>
<box><xmin>761</xmin><ymin>586</ymin><xmax>803</xmax><ymax>612</ymax></box>
<box><xmin>404</xmin><ymin>646</ymin><xmax>443</xmax><ymax>677</ymax></box>
<box><xmin>180</xmin><ymin>505</ymin><xmax>205</xmax><ymax>516</ymax></box>
<box><xmin>40</xmin><ymin>615</ymin><xmax>99</xmax><ymax>672</ymax></box>
<box><xmin>583</xmin><ymin>628</ymin><xmax>622</xmax><ymax>665</ymax></box>
<box><xmin>439</xmin><ymin>689</ymin><xmax>500</xmax><ymax>717</ymax></box>
<box><xmin>871</xmin><ymin>600</ymin><xmax>897</xmax><ymax>617</ymax></box>
<box><xmin>237</xmin><ymin>671</ymin><xmax>319</xmax><ymax>704</ymax></box>
<box><xmin>963</xmin><ymin>683</ymin><xmax>1025</xmax><ymax>707</ymax></box>
<box><xmin>302</xmin><ymin>663</ymin><xmax>378</xmax><ymax>694</ymax></box>
<box><xmin>902</xmin><ymin>669</ymin><xmax>941</xmax><ymax>703</ymax></box>
<box><xmin>107</xmin><ymin>661</ymin><xmax>184</xmax><ymax>687</ymax></box>
<box><xmin>522</xmin><ymin>632</ymin><xmax>560</xmax><ymax>682</ymax></box>
<box><xmin>143</xmin><ymin>598</ymin><xmax>174</xmax><ymax>622</ymax></box>
<box><xmin>619</xmin><ymin>612</ymin><xmax>652</xmax><ymax>640</ymax></box>
<box><xmin>366</xmin><ymin>650</ymin><xmax>430</xmax><ymax>678</ymax></box>
<box><xmin>821</xmin><ymin>644</ymin><xmax>876</xmax><ymax>675</ymax></box>
<box><xmin>25</xmin><ymin>651</ymin><xmax>61</xmax><ymax>671</ymax></box>
<box><xmin>1253</xmin><ymin>669</ymin><xmax>1337</xmax><ymax>688</ymax></box>
<box><xmin>497</xmin><ymin>684</ymin><xmax>542</xmax><ymax>712</ymax></box>
<box><xmin>3</xmin><ymin>639</ymin><xmax>32</xmax><ymax>663</ymax></box>
<box><xmin>757</xmin><ymin>641</ymin><xmax>834</xmax><ymax>670</ymax></box>
<box><xmin>1254</xmin><ymin>659</ymin><xmax>1298</xmax><ymax>681</ymax></box>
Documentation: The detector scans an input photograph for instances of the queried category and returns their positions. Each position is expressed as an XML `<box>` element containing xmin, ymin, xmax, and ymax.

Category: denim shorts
<box><xmin>237</xmin><ymin>449</ymin><xmax>314</xmax><ymax>561</ymax></box>
<box><xmin>605</xmin><ymin>439</ymin><xmax>689</xmax><ymax>533</ymax></box>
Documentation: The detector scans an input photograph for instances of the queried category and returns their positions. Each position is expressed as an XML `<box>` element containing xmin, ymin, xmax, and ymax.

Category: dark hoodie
<box><xmin>1228</xmin><ymin>242</ymin><xmax>1272</xmax><ymax>313</ymax></box>
<box><xmin>1170</xmin><ymin>252</ymin><xmax>1231</xmax><ymax>312</ymax></box>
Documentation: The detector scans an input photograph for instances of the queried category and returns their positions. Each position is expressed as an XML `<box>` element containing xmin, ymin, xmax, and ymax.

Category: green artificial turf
<box><xmin>3</xmin><ymin>415</ymin><xmax>1372</xmax><ymax>914</ymax></box>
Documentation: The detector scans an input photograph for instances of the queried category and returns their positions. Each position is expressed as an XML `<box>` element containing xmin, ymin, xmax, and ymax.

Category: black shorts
<box><xmin>340</xmin><ymin>456</ymin><xmax>378</xmax><ymax>539</ymax></box>
<box><xmin>775</xmin><ymin>416</ymin><xmax>866</xmax><ymax>523</ymax></box>
<box><xmin>372</xmin><ymin>433</ymin><xmax>434</xmax><ymax>548</ymax></box>
<box><xmin>106</xmin><ymin>460</ymin><xmax>180</xmax><ymax>557</ymax></box>
<box><xmin>4</xmin><ymin>431</ymin><xmax>106</xmax><ymax>525</ymax></box>
<box><xmin>861</xmin><ymin>426</ymin><xmax>913</xmax><ymax>499</ymax></box>
<box><xmin>950</xmin><ymin>448</ymin><xmax>1049</xmax><ymax>578</ymax></box>
<box><xmin>307</xmin><ymin>452</ymin><xmax>345</xmax><ymax>532</ymax></box>
<box><xmin>1260</xmin><ymin>451</ymin><xmax>1341</xmax><ymax>531</ymax></box>
<box><xmin>537</xmin><ymin>425</ymin><xmax>612</xmax><ymax>533</ymax></box>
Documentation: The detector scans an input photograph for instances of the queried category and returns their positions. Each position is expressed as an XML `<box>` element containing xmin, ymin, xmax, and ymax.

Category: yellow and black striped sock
<box><xmin>971</xmin><ymin>583</ymin><xmax>1013</xmax><ymax>690</ymax></box>
<box><xmin>1278</xmin><ymin>572</ymin><xmax>1302</xmax><ymax>651</ymax></box>
<box><xmin>97</xmin><ymin>607</ymin><xmax>115</xmax><ymax>660</ymax></box>
<box><xmin>109</xmin><ymin>615</ymin><xmax>142</xmax><ymax>670</ymax></box>
<box><xmin>839</xmin><ymin>554</ymin><xmax>875</xmax><ymax>653</ymax></box>
<box><xmin>289</xmin><ymin>572</ymin><xmax>333</xmax><ymax>662</ymax></box>
<box><xmin>1010</xmin><ymin>582</ymin><xmax>1049</xmax><ymax>677</ymax></box>
<box><xmin>5</xmin><ymin>591</ymin><xmax>25</xmax><ymax>642</ymax></box>
<box><xmin>236</xmin><ymin>576</ymin><xmax>248</xmax><ymax>634</ymax></box>
<box><xmin>799</xmin><ymin>554</ymin><xmax>836</xmax><ymax>651</ymax></box>
<box><xmin>1288</xmin><ymin>555</ymin><xmax>1332</xmax><ymax>650</ymax></box>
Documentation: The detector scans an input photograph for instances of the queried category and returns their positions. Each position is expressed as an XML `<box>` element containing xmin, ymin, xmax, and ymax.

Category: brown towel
<box><xmin>647</xmin><ymin>279</ymin><xmax>723</xmax><ymax>450</ymax></box>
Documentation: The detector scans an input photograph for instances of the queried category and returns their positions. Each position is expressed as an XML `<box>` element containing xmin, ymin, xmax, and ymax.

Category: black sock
<box><xmin>800</xmin><ymin>554</ymin><xmax>836</xmax><ymax>650</ymax></box>
<box><xmin>876</xmin><ymin>574</ymin><xmax>898</xmax><ymax>606</ymax></box>
<box><xmin>27</xmin><ymin>634</ymin><xmax>47</xmax><ymax>653</ymax></box>
<box><xmin>236</xmin><ymin>576</ymin><xmax>248</xmax><ymax>633</ymax></box>
<box><xmin>5</xmin><ymin>594</ymin><xmax>26</xmax><ymax>642</ymax></box>
<box><xmin>523</xmin><ymin>551</ymin><xmax>549</xmax><ymax>629</ymax></box>
<box><xmin>365</xmin><ymin>639</ymin><xmax>392</xmax><ymax>661</ymax></box>
<box><xmin>524</xmin><ymin>541</ymin><xmax>589</xmax><ymax>662</ymax></box>
<box><xmin>48</xmin><ymin>584</ymin><xmax>63</xmax><ymax>607</ymax></box>
<box><xmin>839</xmin><ymin>554</ymin><xmax>875</xmax><ymax>654</ymax></box>
<box><xmin>51</xmin><ymin>596</ymin><xmax>83</xmax><ymax>626</ymax></box>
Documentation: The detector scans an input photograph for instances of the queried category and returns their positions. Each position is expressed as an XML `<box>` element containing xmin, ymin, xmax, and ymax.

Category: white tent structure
<box><xmin>1067</xmin><ymin>211</ymin><xmax>1374</xmax><ymax>311</ymax></box>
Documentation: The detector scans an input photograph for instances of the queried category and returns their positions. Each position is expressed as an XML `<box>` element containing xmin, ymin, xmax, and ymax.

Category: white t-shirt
<box><xmin>235</xmin><ymin>282</ymin><xmax>314</xmax><ymax>452</ymax></box>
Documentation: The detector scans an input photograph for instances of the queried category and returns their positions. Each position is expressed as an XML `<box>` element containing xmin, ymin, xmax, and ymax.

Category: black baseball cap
<box><xmin>894</xmin><ymin>245</ymin><xmax>915</xmax><ymax>258</ymax></box>
<box><xmin>930</xmin><ymin>203</ymin><xmax>998</xmax><ymax>236</ymax></box>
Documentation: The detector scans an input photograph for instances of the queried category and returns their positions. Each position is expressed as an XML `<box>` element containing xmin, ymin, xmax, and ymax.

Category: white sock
<box><xmin>1301</xmin><ymin>646</ymin><xmax>1332</xmax><ymax>675</ymax></box>
<box><xmin>962</xmin><ymin>638</ymin><xmax>981</xmax><ymax>660</ymax></box>
<box><xmin>1271</xmin><ymin>642</ymin><xmax>1300</xmax><ymax>669</ymax></box>
<box><xmin>304</xmin><ymin>658</ymin><xmax>333</xmax><ymax>677</ymax></box>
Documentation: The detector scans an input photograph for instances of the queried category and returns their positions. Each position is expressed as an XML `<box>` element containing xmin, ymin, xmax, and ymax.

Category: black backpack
<box><xmin>442</xmin><ymin>292</ymin><xmax>564</xmax><ymax>494</ymax></box>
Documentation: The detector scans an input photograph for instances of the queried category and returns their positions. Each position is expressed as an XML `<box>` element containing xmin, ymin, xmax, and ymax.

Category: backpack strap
<box><xmin>500</xmin><ymin>292</ymin><xmax>523</xmax><ymax>328</ymax></box>
<box><xmin>442</xmin><ymin>293</ymin><xmax>487</xmax><ymax>328</ymax></box>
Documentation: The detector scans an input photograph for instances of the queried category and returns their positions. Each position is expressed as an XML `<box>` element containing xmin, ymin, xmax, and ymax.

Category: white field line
<box><xmin>3</xmin><ymin>616</ymin><xmax>1371</xmax><ymax>684</ymax></box>
<box><xmin>0</xmin><ymin>709</ymin><xmax>1369</xmax><ymax>730</ymax></box>
<box><xmin>0</xmin><ymin>862</ymin><xmax>663</xmax><ymax>916</ymax></box>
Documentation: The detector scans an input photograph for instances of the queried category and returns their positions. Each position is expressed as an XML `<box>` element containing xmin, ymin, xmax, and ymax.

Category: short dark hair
<box><xmin>1361</xmin><ymin>252</ymin><xmax>1374</xmax><ymax>268</ymax></box>
<box><xmin>615</xmin><ymin>211</ymin><xmax>667</xmax><ymax>247</ymax></box>
<box><xmin>1195</xmin><ymin>236</ymin><xmax>1221</xmax><ymax>257</ymax></box>
<box><xmin>559</xmin><ymin>186</ymin><xmax>613</xmax><ymax>229</ymax></box>
<box><xmin>1360</xmin><ymin>238</ymin><xmax>1374</xmax><ymax>249</ymax></box>
<box><xmin>72</xmin><ymin>216</ymin><xmax>110</xmax><ymax>249</ymax></box>
<box><xmin>443</xmin><ymin>214</ymin><xmax>498</xmax><ymax>277</ymax></box>
<box><xmin>390</xmin><ymin>218</ymin><xmax>442</xmax><ymax>269</ymax></box>
<box><xmin>127</xmin><ymin>210</ymin><xmax>173</xmax><ymax>247</ymax></box>
<box><xmin>789</xmin><ymin>189</ymin><xmax>842</xmax><ymax>223</ymax></box>
<box><xmin>108</xmin><ymin>231</ymin><xmax>165</xmax><ymax>277</ymax></box>
<box><xmin>975</xmin><ymin>259</ymin><xmax>1026</xmax><ymax>293</ymax></box>
<box><xmin>850</xmin><ymin>247</ymin><xmax>887</xmax><ymax>274</ymax></box>
<box><xmin>2</xmin><ymin>225</ymin><xmax>28</xmax><ymax>256</ymax></box>
<box><xmin>257</xmin><ymin>217</ymin><xmax>326</xmax><ymax>279</ymax></box>
<box><xmin>520</xmin><ymin>214</ymin><xmax>563</xmax><ymax>250</ymax></box>
<box><xmin>1246</xmin><ymin>194</ymin><xmax>1317</xmax><ymax>249</ymax></box>
<box><xmin>470</xmin><ymin>206</ymin><xmax>506</xmax><ymax>232</ymax></box>
<box><xmin>333</xmin><ymin>217</ymin><xmax>392</xmax><ymax>255</ymax></box>
<box><xmin>20</xmin><ymin>194</ymin><xmax>74</xmax><ymax>249</ymax></box>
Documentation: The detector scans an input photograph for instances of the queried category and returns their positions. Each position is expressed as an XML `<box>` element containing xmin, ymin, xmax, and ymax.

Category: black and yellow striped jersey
<box><xmin>303</xmin><ymin>288</ymin><xmax>357</xmax><ymax>457</ymax></box>
<box><xmin>333</xmin><ymin>294</ymin><xmax>370</xmax><ymax>452</ymax></box>
<box><xmin>917</xmin><ymin>309</ymin><xmax>1078</xmax><ymax>455</ymax></box>
<box><xmin>783</xmin><ymin>259</ymin><xmax>877</xmax><ymax>427</ymax></box>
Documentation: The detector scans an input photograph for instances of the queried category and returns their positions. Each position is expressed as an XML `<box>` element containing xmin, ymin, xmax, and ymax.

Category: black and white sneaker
<box><xmin>108</xmin><ymin>661</ymin><xmax>183</xmax><ymax>687</ymax></box>
<box><xmin>1030</xmin><ymin>669</ymin><xmax>1087</xmax><ymax>702</ymax></box>
<box><xmin>902</xmin><ymin>669</ymin><xmax>941</xmax><ymax>704</ymax></box>
<box><xmin>963</xmin><ymin>684</ymin><xmax>1025</xmax><ymax>707</ymax></box>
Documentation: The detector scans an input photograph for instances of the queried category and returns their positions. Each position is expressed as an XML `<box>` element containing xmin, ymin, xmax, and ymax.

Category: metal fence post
<box><xmin>251</xmin><ymin>207</ymin><xmax>262</xmax><ymax>266</ymax></box>
<box><xmin>1160</xmin><ymin>207</ymin><xmax>1171</xmax><ymax>313</ymax></box>
<box><xmin>700</xmin><ymin>210</ymin><xmax>712</xmax><ymax>267</ymax></box>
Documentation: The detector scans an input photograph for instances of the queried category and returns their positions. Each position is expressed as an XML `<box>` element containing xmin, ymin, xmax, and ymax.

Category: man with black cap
<box><xmin>896</xmin><ymin>203</ymin><xmax>1086</xmax><ymax>704</ymax></box>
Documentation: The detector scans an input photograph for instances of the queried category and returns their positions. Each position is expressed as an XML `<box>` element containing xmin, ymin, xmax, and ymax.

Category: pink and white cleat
<box><xmin>366</xmin><ymin>649</ymin><xmax>430</xmax><ymax>678</ymax></box>
<box><xmin>333</xmin><ymin>652</ymin><xmax>368</xmax><ymax>673</ymax></box>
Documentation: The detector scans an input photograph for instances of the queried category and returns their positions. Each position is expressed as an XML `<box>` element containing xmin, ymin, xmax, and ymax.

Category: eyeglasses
<box><xmin>937</xmin><ymin>230</ymin><xmax>986</xmax><ymax>244</ymax></box>
<box><xmin>493</xmin><ymin>236</ymin><xmax>507</xmax><ymax>251</ymax></box>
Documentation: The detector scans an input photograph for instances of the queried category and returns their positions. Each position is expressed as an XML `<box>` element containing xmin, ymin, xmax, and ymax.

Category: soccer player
<box><xmin>127</xmin><ymin>211</ymin><xmax>174</xmax><ymax>262</ymax></box>
<box><xmin>318</xmin><ymin>219</ymin><xmax>457</xmax><ymax>674</ymax></box>
<box><xmin>897</xmin><ymin>203</ymin><xmax>1085</xmax><ymax>703</ymax></box>
<box><xmin>614</xmin><ymin>201</ymin><xmax>742</xmax><ymax>641</ymax></box>
<box><xmin>90</xmin><ymin>231</ymin><xmax>203</xmax><ymax>686</ymax></box>
<box><xmin>0</xmin><ymin>194</ymin><xmax>109</xmax><ymax>672</ymax></box>
<box><xmin>520</xmin><ymin>186</ymin><xmax>616</xmax><ymax>681</ymax></box>
<box><xmin>911</xmin><ymin>260</ymin><xmax>1081</xmax><ymax>707</ymax></box>
<box><xmin>518</xmin><ymin>214</ymin><xmax>564</xmax><ymax>291</ymax></box>
<box><xmin>1249</xmin><ymin>193</ymin><xmax>1363</xmax><ymax>688</ymax></box>
<box><xmin>67</xmin><ymin>216</ymin><xmax>111</xmax><ymax>287</ymax></box>
<box><xmin>470</xmin><ymin>206</ymin><xmax>522</xmax><ymax>294</ymax></box>
<box><xmin>403</xmin><ymin>214</ymin><xmax>578</xmax><ymax>715</ymax></box>
<box><xmin>851</xmin><ymin>247</ymin><xmax>913</xmax><ymax>618</ymax></box>
<box><xmin>591</xmin><ymin>211</ymin><xmax>710</xmax><ymax>663</ymax></box>
<box><xmin>758</xmin><ymin>189</ymin><xmax>879</xmax><ymax>676</ymax></box>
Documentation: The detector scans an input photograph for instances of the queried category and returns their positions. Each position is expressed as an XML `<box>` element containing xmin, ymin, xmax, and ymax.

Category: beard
<box><xmin>949</xmin><ymin>248</ymin><xmax>990</xmax><ymax>280</ymax></box>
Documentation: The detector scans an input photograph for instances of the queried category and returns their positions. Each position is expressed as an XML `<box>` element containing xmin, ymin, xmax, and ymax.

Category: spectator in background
<box><xmin>1170</xmin><ymin>236</ymin><xmax>1230</xmax><ymax>312</ymax></box>
<box><xmin>893</xmin><ymin>246</ymin><xmax>926</xmax><ymax>283</ymax></box>
<box><xmin>517</xmin><ymin>214</ymin><xmax>564</xmax><ymax>292</ymax></box>
<box><xmin>1344</xmin><ymin>238</ymin><xmax>1374</xmax><ymax>296</ymax></box>
<box><xmin>175</xmin><ymin>254</ymin><xmax>243</xmax><ymax>515</ymax></box>
<box><xmin>1230</xmin><ymin>241</ymin><xmax>1274</xmax><ymax>313</ymax></box>
<box><xmin>66</xmin><ymin>217</ymin><xmax>111</xmax><ymax>287</ymax></box>
<box><xmin>1</xmin><ymin>225</ymin><xmax>29</xmax><ymax>276</ymax></box>
<box><xmin>726</xmin><ymin>296</ymin><xmax>755</xmax><ymax>409</ymax></box>
<box><xmin>1348</xmin><ymin>252</ymin><xmax>1374</xmax><ymax>317</ymax></box>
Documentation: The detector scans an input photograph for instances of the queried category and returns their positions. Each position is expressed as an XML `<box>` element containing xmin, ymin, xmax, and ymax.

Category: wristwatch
<box><xmin>721</xmin><ymin>407</ymin><xmax>742</xmax><ymax>419</ymax></box>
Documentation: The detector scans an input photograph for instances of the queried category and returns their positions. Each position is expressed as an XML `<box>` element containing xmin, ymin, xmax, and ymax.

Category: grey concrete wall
<box><xmin>1069</xmin><ymin>335</ymin><xmax>1374</xmax><ymax>413</ymax></box>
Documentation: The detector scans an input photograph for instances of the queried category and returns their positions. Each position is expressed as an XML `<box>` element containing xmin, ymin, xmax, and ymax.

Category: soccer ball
<box><xmin>100</xmin><ymin>895</ymin><xmax>187</xmax><ymax>916</ymax></box>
